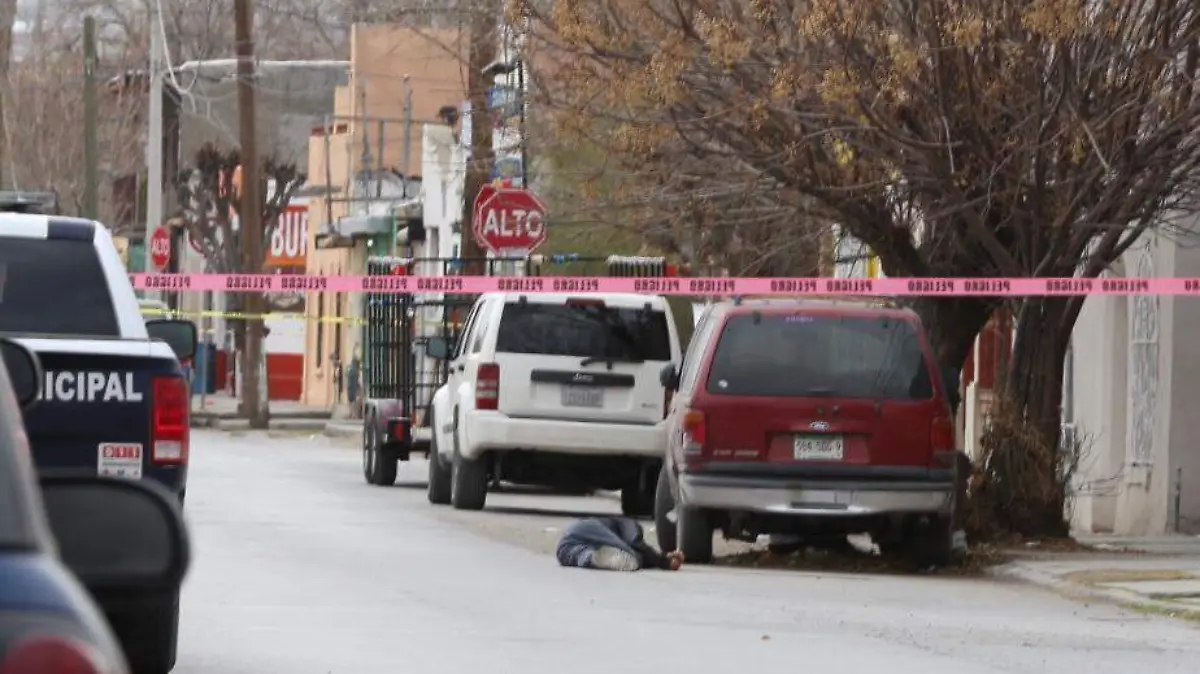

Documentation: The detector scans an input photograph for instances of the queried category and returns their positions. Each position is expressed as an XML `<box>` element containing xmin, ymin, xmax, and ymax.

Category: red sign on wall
<box><xmin>265</xmin><ymin>205</ymin><xmax>308</xmax><ymax>269</ymax></box>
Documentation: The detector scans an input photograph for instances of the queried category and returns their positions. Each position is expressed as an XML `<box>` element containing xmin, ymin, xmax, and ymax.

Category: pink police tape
<box><xmin>128</xmin><ymin>274</ymin><xmax>1200</xmax><ymax>296</ymax></box>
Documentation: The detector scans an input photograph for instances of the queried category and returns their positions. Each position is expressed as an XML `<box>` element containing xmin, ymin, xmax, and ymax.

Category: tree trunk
<box><xmin>911</xmin><ymin>297</ymin><xmax>996</xmax><ymax>370</ymax></box>
<box><xmin>977</xmin><ymin>297</ymin><xmax>1073</xmax><ymax>538</ymax></box>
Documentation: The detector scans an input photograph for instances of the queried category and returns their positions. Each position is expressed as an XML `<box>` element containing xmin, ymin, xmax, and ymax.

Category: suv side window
<box><xmin>678</xmin><ymin>309</ymin><xmax>716</xmax><ymax>393</ymax></box>
<box><xmin>470</xmin><ymin>301</ymin><xmax>492</xmax><ymax>354</ymax></box>
<box><xmin>453</xmin><ymin>301</ymin><xmax>484</xmax><ymax>360</ymax></box>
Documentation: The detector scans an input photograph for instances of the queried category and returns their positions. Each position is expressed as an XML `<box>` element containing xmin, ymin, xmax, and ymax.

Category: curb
<box><xmin>323</xmin><ymin>421</ymin><xmax>361</xmax><ymax>439</ymax></box>
<box><xmin>190</xmin><ymin>417</ymin><xmax>331</xmax><ymax>432</ymax></box>
<box><xmin>992</xmin><ymin>561</ymin><xmax>1200</xmax><ymax>618</ymax></box>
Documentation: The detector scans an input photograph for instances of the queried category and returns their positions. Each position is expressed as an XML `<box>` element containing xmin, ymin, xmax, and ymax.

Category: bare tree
<box><xmin>2</xmin><ymin>35</ymin><xmax>143</xmax><ymax>217</ymax></box>
<box><xmin>175</xmin><ymin>143</ymin><xmax>303</xmax><ymax>412</ymax></box>
<box><xmin>523</xmin><ymin>0</ymin><xmax>1200</xmax><ymax>535</ymax></box>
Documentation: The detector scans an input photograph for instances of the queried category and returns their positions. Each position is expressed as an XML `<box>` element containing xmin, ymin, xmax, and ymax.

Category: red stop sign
<box><xmin>149</xmin><ymin>227</ymin><xmax>172</xmax><ymax>270</ymax></box>
<box><xmin>473</xmin><ymin>188</ymin><xmax>547</xmax><ymax>256</ymax></box>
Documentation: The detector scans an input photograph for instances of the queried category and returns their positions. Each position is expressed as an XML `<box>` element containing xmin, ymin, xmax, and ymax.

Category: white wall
<box><xmin>1069</xmin><ymin>219</ymin><xmax>1200</xmax><ymax>535</ymax></box>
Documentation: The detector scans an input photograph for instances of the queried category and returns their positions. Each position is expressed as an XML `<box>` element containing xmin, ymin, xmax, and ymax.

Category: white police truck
<box><xmin>0</xmin><ymin>191</ymin><xmax>197</xmax><ymax>674</ymax></box>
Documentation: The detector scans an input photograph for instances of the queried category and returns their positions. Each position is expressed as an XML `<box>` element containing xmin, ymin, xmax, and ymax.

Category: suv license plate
<box><xmin>562</xmin><ymin>385</ymin><xmax>603</xmax><ymax>408</ymax></box>
<box><xmin>794</xmin><ymin>434</ymin><xmax>844</xmax><ymax>460</ymax></box>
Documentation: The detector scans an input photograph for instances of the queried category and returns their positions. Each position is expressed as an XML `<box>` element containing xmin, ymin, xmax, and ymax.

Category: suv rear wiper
<box><xmin>804</xmin><ymin>387</ymin><xmax>838</xmax><ymax>397</ymax></box>
<box><xmin>580</xmin><ymin>355</ymin><xmax>645</xmax><ymax>368</ymax></box>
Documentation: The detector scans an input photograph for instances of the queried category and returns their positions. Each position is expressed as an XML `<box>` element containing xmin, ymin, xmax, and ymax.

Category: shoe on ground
<box><xmin>592</xmin><ymin>546</ymin><xmax>640</xmax><ymax>572</ymax></box>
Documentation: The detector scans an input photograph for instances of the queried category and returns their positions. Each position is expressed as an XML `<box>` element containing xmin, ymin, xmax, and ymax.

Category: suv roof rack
<box><xmin>0</xmin><ymin>190</ymin><xmax>60</xmax><ymax>214</ymax></box>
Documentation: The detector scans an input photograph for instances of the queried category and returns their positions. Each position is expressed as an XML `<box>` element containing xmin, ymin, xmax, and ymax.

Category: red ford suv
<box><xmin>655</xmin><ymin>297</ymin><xmax>964</xmax><ymax>566</ymax></box>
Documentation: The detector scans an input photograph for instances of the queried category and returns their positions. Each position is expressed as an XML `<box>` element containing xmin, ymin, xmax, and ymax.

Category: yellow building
<box><xmin>302</xmin><ymin>25</ymin><xmax>466</xmax><ymax>410</ymax></box>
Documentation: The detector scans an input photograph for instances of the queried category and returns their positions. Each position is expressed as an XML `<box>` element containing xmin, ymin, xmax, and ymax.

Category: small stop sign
<box><xmin>150</xmin><ymin>227</ymin><xmax>172</xmax><ymax>270</ymax></box>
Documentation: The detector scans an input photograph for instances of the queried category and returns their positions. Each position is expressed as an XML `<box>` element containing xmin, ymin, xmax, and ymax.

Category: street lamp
<box><xmin>481</xmin><ymin>58</ymin><xmax>527</xmax><ymax>188</ymax></box>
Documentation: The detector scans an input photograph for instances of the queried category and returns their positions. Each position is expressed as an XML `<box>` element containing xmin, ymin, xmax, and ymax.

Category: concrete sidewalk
<box><xmin>190</xmin><ymin>394</ymin><xmax>331</xmax><ymax>431</ymax></box>
<box><xmin>995</xmin><ymin>535</ymin><xmax>1200</xmax><ymax>621</ymax></box>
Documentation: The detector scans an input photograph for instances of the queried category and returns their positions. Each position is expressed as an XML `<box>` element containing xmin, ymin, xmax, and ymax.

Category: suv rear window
<box><xmin>0</xmin><ymin>237</ymin><xmax>119</xmax><ymax>337</ymax></box>
<box><xmin>495</xmin><ymin>301</ymin><xmax>672</xmax><ymax>361</ymax></box>
<box><xmin>706</xmin><ymin>313</ymin><xmax>933</xmax><ymax>399</ymax></box>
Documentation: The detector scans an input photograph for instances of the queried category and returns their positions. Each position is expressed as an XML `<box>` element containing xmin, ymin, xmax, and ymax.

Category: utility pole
<box><xmin>460</xmin><ymin>2</ymin><xmax>499</xmax><ymax>272</ymax></box>
<box><xmin>144</xmin><ymin>4</ymin><xmax>165</xmax><ymax>282</ymax></box>
<box><xmin>234</xmin><ymin>0</ymin><xmax>268</xmax><ymax>429</ymax></box>
<box><xmin>83</xmin><ymin>16</ymin><xmax>98</xmax><ymax>220</ymax></box>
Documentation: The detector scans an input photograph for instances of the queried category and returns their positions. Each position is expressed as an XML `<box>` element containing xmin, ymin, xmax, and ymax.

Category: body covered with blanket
<box><xmin>556</xmin><ymin>517</ymin><xmax>684</xmax><ymax>572</ymax></box>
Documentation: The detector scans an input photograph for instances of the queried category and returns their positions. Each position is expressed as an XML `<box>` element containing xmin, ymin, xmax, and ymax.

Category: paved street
<box><xmin>176</xmin><ymin>430</ymin><xmax>1200</xmax><ymax>674</ymax></box>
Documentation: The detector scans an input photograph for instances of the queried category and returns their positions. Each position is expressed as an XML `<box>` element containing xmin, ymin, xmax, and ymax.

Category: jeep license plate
<box><xmin>793</xmin><ymin>434</ymin><xmax>844</xmax><ymax>460</ymax></box>
<box><xmin>561</xmin><ymin>385</ymin><xmax>603</xmax><ymax>408</ymax></box>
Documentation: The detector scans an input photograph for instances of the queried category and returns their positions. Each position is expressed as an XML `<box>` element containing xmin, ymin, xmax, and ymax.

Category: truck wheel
<box><xmin>115</xmin><ymin>592</ymin><xmax>179</xmax><ymax>674</ymax></box>
<box><xmin>677</xmin><ymin>506</ymin><xmax>714</xmax><ymax>565</ymax></box>
<box><xmin>426</xmin><ymin>411</ymin><xmax>452</xmax><ymax>505</ymax></box>
<box><xmin>653</xmin><ymin>466</ymin><xmax>677</xmax><ymax>553</ymax></box>
<box><xmin>450</xmin><ymin>428</ymin><xmax>488</xmax><ymax>511</ymax></box>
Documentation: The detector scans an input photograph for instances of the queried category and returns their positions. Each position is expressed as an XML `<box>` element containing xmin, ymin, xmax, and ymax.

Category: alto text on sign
<box><xmin>473</xmin><ymin>187</ymin><xmax>548</xmax><ymax>256</ymax></box>
<box><xmin>150</xmin><ymin>227</ymin><xmax>172</xmax><ymax>270</ymax></box>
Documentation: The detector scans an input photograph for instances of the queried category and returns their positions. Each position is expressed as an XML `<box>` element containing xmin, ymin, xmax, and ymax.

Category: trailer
<box><xmin>360</xmin><ymin>254</ymin><xmax>681</xmax><ymax>486</ymax></box>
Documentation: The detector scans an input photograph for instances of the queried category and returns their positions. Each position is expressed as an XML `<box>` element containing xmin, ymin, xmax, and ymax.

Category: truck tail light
<box><xmin>476</xmin><ymin>363</ymin><xmax>500</xmax><ymax>411</ymax></box>
<box><xmin>152</xmin><ymin>375</ymin><xmax>190</xmax><ymax>464</ymax></box>
<box><xmin>0</xmin><ymin>635</ymin><xmax>106</xmax><ymax>674</ymax></box>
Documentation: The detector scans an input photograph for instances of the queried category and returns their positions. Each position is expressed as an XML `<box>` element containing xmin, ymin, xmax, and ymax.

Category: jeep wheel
<box><xmin>677</xmin><ymin>506</ymin><xmax>713</xmax><ymax>565</ymax></box>
<box><xmin>653</xmin><ymin>466</ymin><xmax>677</xmax><ymax>553</ymax></box>
<box><xmin>620</xmin><ymin>471</ymin><xmax>655</xmax><ymax>518</ymax></box>
<box><xmin>426</xmin><ymin>411</ymin><xmax>452</xmax><ymax>505</ymax></box>
<box><xmin>450</xmin><ymin>427</ymin><xmax>488</xmax><ymax>511</ymax></box>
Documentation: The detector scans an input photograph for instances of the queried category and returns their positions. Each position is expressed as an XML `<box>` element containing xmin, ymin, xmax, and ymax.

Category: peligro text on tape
<box><xmin>128</xmin><ymin>273</ymin><xmax>1200</xmax><ymax>296</ymax></box>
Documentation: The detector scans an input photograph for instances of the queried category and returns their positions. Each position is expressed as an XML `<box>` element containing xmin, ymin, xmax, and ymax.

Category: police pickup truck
<box><xmin>0</xmin><ymin>200</ymin><xmax>197</xmax><ymax>674</ymax></box>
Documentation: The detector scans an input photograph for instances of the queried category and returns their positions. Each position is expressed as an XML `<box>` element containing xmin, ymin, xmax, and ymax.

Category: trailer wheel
<box><xmin>361</xmin><ymin>411</ymin><xmax>376</xmax><ymax>484</ymax></box>
<box><xmin>426</xmin><ymin>410</ymin><xmax>452</xmax><ymax>505</ymax></box>
<box><xmin>364</xmin><ymin>410</ymin><xmax>398</xmax><ymax>487</ymax></box>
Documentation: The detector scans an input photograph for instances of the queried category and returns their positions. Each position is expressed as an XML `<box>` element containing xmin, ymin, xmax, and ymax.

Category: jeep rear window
<box><xmin>0</xmin><ymin>237</ymin><xmax>119</xmax><ymax>337</ymax></box>
<box><xmin>706</xmin><ymin>314</ymin><xmax>933</xmax><ymax>399</ymax></box>
<box><xmin>495</xmin><ymin>302</ymin><xmax>672</xmax><ymax>361</ymax></box>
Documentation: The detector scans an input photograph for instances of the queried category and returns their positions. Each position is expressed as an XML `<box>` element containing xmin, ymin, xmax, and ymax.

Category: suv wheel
<box><xmin>450</xmin><ymin>424</ymin><xmax>488</xmax><ymax>511</ymax></box>
<box><xmin>620</xmin><ymin>468</ymin><xmax>655</xmax><ymax>518</ymax></box>
<box><xmin>677</xmin><ymin>506</ymin><xmax>714</xmax><ymax>564</ymax></box>
<box><xmin>426</xmin><ymin>411</ymin><xmax>452</xmax><ymax>505</ymax></box>
<box><xmin>906</xmin><ymin>515</ymin><xmax>956</xmax><ymax>568</ymax></box>
<box><xmin>653</xmin><ymin>466</ymin><xmax>677</xmax><ymax>553</ymax></box>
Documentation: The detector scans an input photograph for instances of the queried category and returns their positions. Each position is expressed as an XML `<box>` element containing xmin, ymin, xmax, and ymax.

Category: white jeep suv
<box><xmin>426</xmin><ymin>292</ymin><xmax>682</xmax><ymax>514</ymax></box>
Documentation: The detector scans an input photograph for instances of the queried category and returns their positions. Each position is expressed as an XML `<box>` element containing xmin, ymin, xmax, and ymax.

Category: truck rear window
<box><xmin>706</xmin><ymin>314</ymin><xmax>933</xmax><ymax>399</ymax></box>
<box><xmin>0</xmin><ymin>237</ymin><xmax>119</xmax><ymax>337</ymax></box>
<box><xmin>495</xmin><ymin>302</ymin><xmax>672</xmax><ymax>361</ymax></box>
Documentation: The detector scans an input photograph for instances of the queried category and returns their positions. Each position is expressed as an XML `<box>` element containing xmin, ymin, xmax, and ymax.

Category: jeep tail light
<box><xmin>682</xmin><ymin>409</ymin><xmax>706</xmax><ymax>454</ymax></box>
<box><xmin>152</xmin><ymin>375</ymin><xmax>190</xmax><ymax>464</ymax></box>
<box><xmin>476</xmin><ymin>363</ymin><xmax>500</xmax><ymax>411</ymax></box>
<box><xmin>0</xmin><ymin>635</ymin><xmax>107</xmax><ymax>674</ymax></box>
<box><xmin>931</xmin><ymin>415</ymin><xmax>955</xmax><ymax>453</ymax></box>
